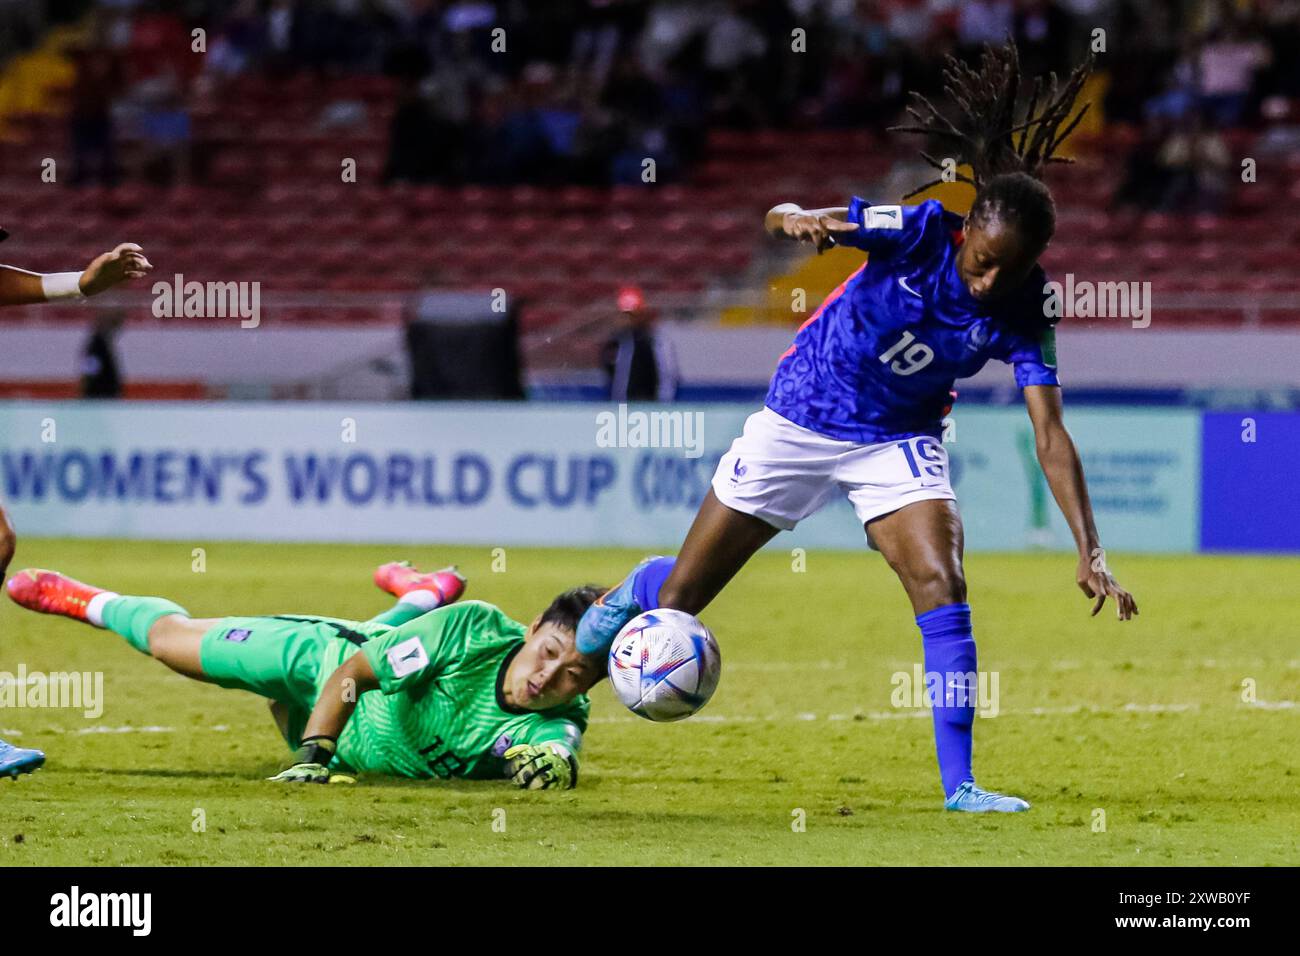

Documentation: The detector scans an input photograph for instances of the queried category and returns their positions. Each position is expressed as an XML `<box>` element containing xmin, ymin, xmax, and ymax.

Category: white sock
<box><xmin>85</xmin><ymin>591</ymin><xmax>120</xmax><ymax>628</ymax></box>
<box><xmin>398</xmin><ymin>589</ymin><xmax>440</xmax><ymax>611</ymax></box>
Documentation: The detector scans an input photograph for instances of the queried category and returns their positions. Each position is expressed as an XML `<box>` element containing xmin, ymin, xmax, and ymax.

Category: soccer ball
<box><xmin>608</xmin><ymin>609</ymin><xmax>721</xmax><ymax>722</ymax></box>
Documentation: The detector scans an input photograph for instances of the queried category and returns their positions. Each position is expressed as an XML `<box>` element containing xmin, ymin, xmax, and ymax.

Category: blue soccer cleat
<box><xmin>944</xmin><ymin>782</ymin><xmax>1030</xmax><ymax>813</ymax></box>
<box><xmin>0</xmin><ymin>738</ymin><xmax>45</xmax><ymax>780</ymax></box>
<box><xmin>576</xmin><ymin>556</ymin><xmax>665</xmax><ymax>656</ymax></box>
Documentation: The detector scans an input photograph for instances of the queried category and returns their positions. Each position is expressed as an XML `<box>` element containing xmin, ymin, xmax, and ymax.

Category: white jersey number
<box><xmin>878</xmin><ymin>331</ymin><xmax>934</xmax><ymax>376</ymax></box>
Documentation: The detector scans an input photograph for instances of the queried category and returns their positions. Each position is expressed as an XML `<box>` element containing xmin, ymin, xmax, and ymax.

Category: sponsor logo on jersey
<box><xmin>897</xmin><ymin>275</ymin><xmax>923</xmax><ymax>298</ymax></box>
<box><xmin>864</xmin><ymin>205</ymin><xmax>903</xmax><ymax>230</ymax></box>
<box><xmin>387</xmin><ymin>637</ymin><xmax>429</xmax><ymax>677</ymax></box>
<box><xmin>222</xmin><ymin>628</ymin><xmax>251</xmax><ymax>643</ymax></box>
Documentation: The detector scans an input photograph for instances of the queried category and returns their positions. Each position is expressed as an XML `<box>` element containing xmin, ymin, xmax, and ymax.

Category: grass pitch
<box><xmin>1</xmin><ymin>538</ymin><xmax>1296</xmax><ymax>866</ymax></box>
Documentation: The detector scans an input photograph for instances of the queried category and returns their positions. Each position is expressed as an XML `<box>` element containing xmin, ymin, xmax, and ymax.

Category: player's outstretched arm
<box><xmin>268</xmin><ymin>653</ymin><xmax>379</xmax><ymax>784</ymax></box>
<box><xmin>764</xmin><ymin>203</ymin><xmax>859</xmax><ymax>253</ymax></box>
<box><xmin>1024</xmin><ymin>385</ymin><xmax>1138</xmax><ymax>621</ymax></box>
<box><xmin>0</xmin><ymin>243</ymin><xmax>152</xmax><ymax>305</ymax></box>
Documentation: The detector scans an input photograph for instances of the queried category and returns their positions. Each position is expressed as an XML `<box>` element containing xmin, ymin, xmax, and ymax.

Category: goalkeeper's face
<box><xmin>508</xmin><ymin>620</ymin><xmax>603</xmax><ymax>711</ymax></box>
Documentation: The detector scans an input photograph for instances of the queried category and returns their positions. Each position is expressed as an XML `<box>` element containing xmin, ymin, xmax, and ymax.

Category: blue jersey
<box><xmin>765</xmin><ymin>198</ymin><xmax>1060</xmax><ymax>443</ymax></box>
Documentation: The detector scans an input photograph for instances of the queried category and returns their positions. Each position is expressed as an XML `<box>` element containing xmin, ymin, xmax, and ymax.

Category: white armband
<box><xmin>41</xmin><ymin>272</ymin><xmax>86</xmax><ymax>301</ymax></box>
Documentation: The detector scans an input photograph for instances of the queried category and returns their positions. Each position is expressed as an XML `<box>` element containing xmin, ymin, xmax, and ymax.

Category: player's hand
<box><xmin>782</xmin><ymin>212</ymin><xmax>859</xmax><ymax>254</ymax></box>
<box><xmin>1077</xmin><ymin>549</ymin><xmax>1138</xmax><ymax>621</ymax></box>
<box><xmin>268</xmin><ymin>761</ymin><xmax>331</xmax><ymax>784</ymax></box>
<box><xmin>268</xmin><ymin>736</ymin><xmax>338</xmax><ymax>784</ymax></box>
<box><xmin>80</xmin><ymin>243</ymin><xmax>153</xmax><ymax>296</ymax></box>
<box><xmin>503</xmin><ymin>744</ymin><xmax>574</xmax><ymax>790</ymax></box>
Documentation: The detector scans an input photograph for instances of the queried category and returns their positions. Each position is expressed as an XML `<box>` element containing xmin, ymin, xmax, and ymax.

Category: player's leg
<box><xmin>865</xmin><ymin>498</ymin><xmax>966</xmax><ymax>615</ymax></box>
<box><xmin>5</xmin><ymin>568</ymin><xmax>324</xmax><ymax>709</ymax></box>
<box><xmin>866</xmin><ymin>500</ymin><xmax>1028</xmax><ymax>812</ymax></box>
<box><xmin>577</xmin><ymin>493</ymin><xmax>781</xmax><ymax>654</ymax></box>
<box><xmin>578</xmin><ymin>408</ymin><xmax>830</xmax><ymax>654</ymax></box>
<box><xmin>366</xmin><ymin>561</ymin><xmax>466</xmax><ymax>627</ymax></box>
<box><xmin>146</xmin><ymin>613</ymin><xmax>221</xmax><ymax>680</ymax></box>
<box><xmin>658</xmin><ymin>490</ymin><xmax>780</xmax><ymax>613</ymax></box>
<box><xmin>664</xmin><ymin>408</ymin><xmax>849</xmax><ymax>612</ymax></box>
<box><xmin>5</xmin><ymin>567</ymin><xmax>210</xmax><ymax>678</ymax></box>
<box><xmin>269</xmin><ymin>700</ymin><xmax>293</xmax><ymax>743</ymax></box>
<box><xmin>841</xmin><ymin>436</ymin><xmax>1026</xmax><ymax>813</ymax></box>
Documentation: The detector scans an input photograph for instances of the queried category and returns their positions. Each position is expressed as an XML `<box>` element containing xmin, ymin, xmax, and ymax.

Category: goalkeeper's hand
<box><xmin>503</xmin><ymin>743</ymin><xmax>575</xmax><ymax>790</ymax></box>
<box><xmin>268</xmin><ymin>736</ymin><xmax>339</xmax><ymax>784</ymax></box>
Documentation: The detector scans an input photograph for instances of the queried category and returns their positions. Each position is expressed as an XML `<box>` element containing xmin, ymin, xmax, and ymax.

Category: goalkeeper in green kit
<box><xmin>6</xmin><ymin>561</ymin><xmax>607</xmax><ymax>789</ymax></box>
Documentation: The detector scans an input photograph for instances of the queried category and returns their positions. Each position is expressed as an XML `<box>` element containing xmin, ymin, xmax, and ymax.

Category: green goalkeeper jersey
<box><xmin>316</xmin><ymin>601</ymin><xmax>589</xmax><ymax>780</ymax></box>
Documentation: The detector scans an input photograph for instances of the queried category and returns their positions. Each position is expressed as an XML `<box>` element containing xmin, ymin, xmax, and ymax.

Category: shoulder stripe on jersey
<box><xmin>778</xmin><ymin>261</ymin><xmax>868</xmax><ymax>363</ymax></box>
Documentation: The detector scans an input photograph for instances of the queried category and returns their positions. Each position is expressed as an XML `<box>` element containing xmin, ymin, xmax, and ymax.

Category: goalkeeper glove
<box><xmin>268</xmin><ymin>735</ymin><xmax>337</xmax><ymax>784</ymax></box>
<box><xmin>503</xmin><ymin>743</ymin><xmax>576</xmax><ymax>790</ymax></box>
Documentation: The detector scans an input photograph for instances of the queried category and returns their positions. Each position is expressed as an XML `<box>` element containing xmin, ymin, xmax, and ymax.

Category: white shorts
<box><xmin>710</xmin><ymin>408</ymin><xmax>955</xmax><ymax>534</ymax></box>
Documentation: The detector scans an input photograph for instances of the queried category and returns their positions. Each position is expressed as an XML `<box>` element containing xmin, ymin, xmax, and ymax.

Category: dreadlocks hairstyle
<box><xmin>888</xmin><ymin>38</ymin><xmax>1094</xmax><ymax>251</ymax></box>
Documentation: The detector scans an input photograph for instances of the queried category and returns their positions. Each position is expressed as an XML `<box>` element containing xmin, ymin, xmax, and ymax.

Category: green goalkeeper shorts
<box><xmin>198</xmin><ymin>614</ymin><xmax>385</xmax><ymax>747</ymax></box>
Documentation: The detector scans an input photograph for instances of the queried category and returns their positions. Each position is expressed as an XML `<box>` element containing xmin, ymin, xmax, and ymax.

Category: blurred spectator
<box><xmin>68</xmin><ymin>40</ymin><xmax>124</xmax><ymax>186</ymax></box>
<box><xmin>956</xmin><ymin>0</ymin><xmax>1015</xmax><ymax>55</ymax></box>
<box><xmin>1014</xmin><ymin>0</ymin><xmax>1071</xmax><ymax>80</ymax></box>
<box><xmin>1143</xmin><ymin>47</ymin><xmax>1199</xmax><ymax>123</ymax></box>
<box><xmin>126</xmin><ymin>76</ymin><xmax>192</xmax><ymax>185</ymax></box>
<box><xmin>602</xmin><ymin>285</ymin><xmax>679</xmax><ymax>402</ymax></box>
<box><xmin>385</xmin><ymin>79</ymin><xmax>466</xmax><ymax>183</ymax></box>
<box><xmin>71</xmin><ymin>0</ymin><xmax>1293</xmax><ymax>195</ymax></box>
<box><xmin>884</xmin><ymin>0</ymin><xmax>937</xmax><ymax>48</ymax></box>
<box><xmin>471</xmin><ymin>74</ymin><xmax>558</xmax><ymax>183</ymax></box>
<box><xmin>0</xmin><ymin>0</ymin><xmax>47</xmax><ymax>59</ymax></box>
<box><xmin>1197</xmin><ymin>17</ymin><xmax>1271</xmax><ymax>128</ymax></box>
<box><xmin>123</xmin><ymin>2</ymin><xmax>195</xmax><ymax>90</ymax></box>
<box><xmin>203</xmin><ymin>0</ymin><xmax>268</xmax><ymax>78</ymax></box>
<box><xmin>1155</xmin><ymin>109</ymin><xmax>1232</xmax><ymax>212</ymax></box>
<box><xmin>1102</xmin><ymin>0</ymin><xmax>1182</xmax><ymax>126</ymax></box>
<box><xmin>571</xmin><ymin>0</ymin><xmax>643</xmax><ymax>91</ymax></box>
<box><xmin>1112</xmin><ymin>114</ymin><xmax>1171</xmax><ymax>210</ymax></box>
<box><xmin>1258</xmin><ymin>0</ymin><xmax>1300</xmax><ymax>99</ymax></box>
<box><xmin>81</xmin><ymin>311</ymin><xmax>125</xmax><ymax>399</ymax></box>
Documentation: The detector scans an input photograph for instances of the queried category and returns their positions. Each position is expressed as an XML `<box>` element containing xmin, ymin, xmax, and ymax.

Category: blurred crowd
<box><xmin>14</xmin><ymin>1</ymin><xmax>1299</xmax><ymax>190</ymax></box>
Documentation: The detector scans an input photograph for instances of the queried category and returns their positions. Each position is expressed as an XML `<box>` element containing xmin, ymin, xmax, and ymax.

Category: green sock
<box><xmin>364</xmin><ymin>600</ymin><xmax>429</xmax><ymax>628</ymax></box>
<box><xmin>101</xmin><ymin>596</ymin><xmax>189</xmax><ymax>656</ymax></box>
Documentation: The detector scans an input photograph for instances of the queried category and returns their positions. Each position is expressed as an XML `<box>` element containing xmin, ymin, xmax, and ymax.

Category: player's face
<box><xmin>957</xmin><ymin>218</ymin><xmax>1043</xmax><ymax>302</ymax></box>
<box><xmin>510</xmin><ymin>621</ymin><xmax>601</xmax><ymax>710</ymax></box>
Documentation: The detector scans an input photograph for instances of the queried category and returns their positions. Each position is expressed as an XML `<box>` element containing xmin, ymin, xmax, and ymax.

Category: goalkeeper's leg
<box><xmin>364</xmin><ymin>561</ymin><xmax>466</xmax><ymax>627</ymax></box>
<box><xmin>5</xmin><ymin>569</ymin><xmax>324</xmax><ymax>708</ymax></box>
<box><xmin>5</xmin><ymin>567</ymin><xmax>215</xmax><ymax>679</ymax></box>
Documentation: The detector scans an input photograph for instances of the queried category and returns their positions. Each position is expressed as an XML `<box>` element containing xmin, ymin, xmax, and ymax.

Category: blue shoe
<box><xmin>576</xmin><ymin>556</ymin><xmax>664</xmax><ymax>656</ymax></box>
<box><xmin>944</xmin><ymin>781</ymin><xmax>1030</xmax><ymax>813</ymax></box>
<box><xmin>0</xmin><ymin>738</ymin><xmax>45</xmax><ymax>779</ymax></box>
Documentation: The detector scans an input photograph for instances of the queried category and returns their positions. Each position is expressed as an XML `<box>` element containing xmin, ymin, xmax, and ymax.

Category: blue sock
<box><xmin>632</xmin><ymin>556</ymin><xmax>676</xmax><ymax>611</ymax></box>
<box><xmin>916</xmin><ymin>602</ymin><xmax>976</xmax><ymax>798</ymax></box>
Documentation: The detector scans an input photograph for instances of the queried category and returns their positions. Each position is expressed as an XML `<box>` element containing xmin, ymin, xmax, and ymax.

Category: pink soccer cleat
<box><xmin>6</xmin><ymin>568</ymin><xmax>107</xmax><ymax>621</ymax></box>
<box><xmin>373</xmin><ymin>561</ymin><xmax>467</xmax><ymax>607</ymax></box>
